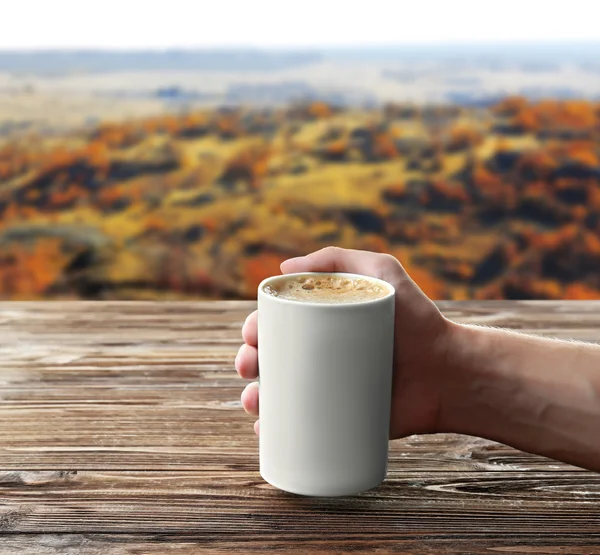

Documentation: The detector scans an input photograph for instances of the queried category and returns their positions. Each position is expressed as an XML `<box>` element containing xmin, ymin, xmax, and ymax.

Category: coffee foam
<box><xmin>263</xmin><ymin>274</ymin><xmax>389</xmax><ymax>304</ymax></box>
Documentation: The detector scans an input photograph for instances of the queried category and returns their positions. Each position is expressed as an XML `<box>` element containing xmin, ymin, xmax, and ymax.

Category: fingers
<box><xmin>241</xmin><ymin>381</ymin><xmax>259</xmax><ymax>416</ymax></box>
<box><xmin>237</xmin><ymin>312</ymin><xmax>258</xmax><ymax>439</ymax></box>
<box><xmin>237</xmin><ymin>311</ymin><xmax>258</xmax><ymax>379</ymax></box>
<box><xmin>235</xmin><ymin>344</ymin><xmax>258</xmax><ymax>379</ymax></box>
<box><xmin>281</xmin><ymin>246</ymin><xmax>406</xmax><ymax>285</ymax></box>
<box><xmin>242</xmin><ymin>311</ymin><xmax>257</xmax><ymax>347</ymax></box>
<box><xmin>281</xmin><ymin>246</ymin><xmax>362</xmax><ymax>274</ymax></box>
<box><xmin>254</xmin><ymin>420</ymin><xmax>260</xmax><ymax>436</ymax></box>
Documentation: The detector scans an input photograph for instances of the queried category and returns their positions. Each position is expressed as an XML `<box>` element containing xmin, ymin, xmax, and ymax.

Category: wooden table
<box><xmin>1</xmin><ymin>301</ymin><xmax>600</xmax><ymax>554</ymax></box>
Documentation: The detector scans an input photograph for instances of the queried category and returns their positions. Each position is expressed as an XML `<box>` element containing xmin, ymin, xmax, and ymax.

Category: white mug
<box><xmin>257</xmin><ymin>272</ymin><xmax>396</xmax><ymax>496</ymax></box>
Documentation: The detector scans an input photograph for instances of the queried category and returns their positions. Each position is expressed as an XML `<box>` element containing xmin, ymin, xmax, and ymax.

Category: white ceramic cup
<box><xmin>257</xmin><ymin>272</ymin><xmax>396</xmax><ymax>497</ymax></box>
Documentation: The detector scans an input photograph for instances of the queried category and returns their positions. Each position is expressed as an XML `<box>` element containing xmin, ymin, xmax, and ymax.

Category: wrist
<box><xmin>433</xmin><ymin>320</ymin><xmax>495</xmax><ymax>434</ymax></box>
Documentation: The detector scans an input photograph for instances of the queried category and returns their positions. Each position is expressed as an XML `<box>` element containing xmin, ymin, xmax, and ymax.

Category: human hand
<box><xmin>235</xmin><ymin>246</ymin><xmax>453</xmax><ymax>439</ymax></box>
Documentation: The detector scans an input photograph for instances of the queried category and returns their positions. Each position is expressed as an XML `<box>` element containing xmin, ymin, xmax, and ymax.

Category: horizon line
<box><xmin>1</xmin><ymin>40</ymin><xmax>600</xmax><ymax>53</ymax></box>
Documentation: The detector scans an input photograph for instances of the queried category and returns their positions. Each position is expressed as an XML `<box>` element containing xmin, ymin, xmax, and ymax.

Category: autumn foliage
<box><xmin>1</xmin><ymin>97</ymin><xmax>600</xmax><ymax>300</ymax></box>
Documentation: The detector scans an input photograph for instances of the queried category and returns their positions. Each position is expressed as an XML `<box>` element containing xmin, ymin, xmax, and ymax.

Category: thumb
<box><xmin>280</xmin><ymin>247</ymin><xmax>441</xmax><ymax>330</ymax></box>
<box><xmin>280</xmin><ymin>246</ymin><xmax>405</xmax><ymax>286</ymax></box>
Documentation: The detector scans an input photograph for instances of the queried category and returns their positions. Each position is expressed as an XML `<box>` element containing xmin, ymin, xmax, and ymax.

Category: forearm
<box><xmin>438</xmin><ymin>322</ymin><xmax>600</xmax><ymax>470</ymax></box>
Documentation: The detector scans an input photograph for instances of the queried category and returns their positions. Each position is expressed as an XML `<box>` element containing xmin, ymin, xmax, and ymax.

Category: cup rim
<box><xmin>257</xmin><ymin>272</ymin><xmax>395</xmax><ymax>307</ymax></box>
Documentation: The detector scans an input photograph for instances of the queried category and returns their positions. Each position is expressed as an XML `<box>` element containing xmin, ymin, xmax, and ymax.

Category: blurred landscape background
<box><xmin>2</xmin><ymin>36</ymin><xmax>600</xmax><ymax>300</ymax></box>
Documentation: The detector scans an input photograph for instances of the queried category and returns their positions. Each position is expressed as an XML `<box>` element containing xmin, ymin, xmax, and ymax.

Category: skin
<box><xmin>235</xmin><ymin>246</ymin><xmax>600</xmax><ymax>471</ymax></box>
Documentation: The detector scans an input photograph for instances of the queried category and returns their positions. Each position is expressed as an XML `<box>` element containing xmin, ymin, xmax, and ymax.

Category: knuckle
<box><xmin>377</xmin><ymin>253</ymin><xmax>405</xmax><ymax>283</ymax></box>
<box><xmin>380</xmin><ymin>253</ymin><xmax>400</xmax><ymax>269</ymax></box>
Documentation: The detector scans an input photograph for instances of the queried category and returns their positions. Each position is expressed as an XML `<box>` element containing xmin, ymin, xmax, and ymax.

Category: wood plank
<box><xmin>1</xmin><ymin>301</ymin><xmax>600</xmax><ymax>553</ymax></box>
<box><xmin>1</xmin><ymin>470</ymin><xmax>599</xmax><ymax>535</ymax></box>
<box><xmin>0</xmin><ymin>432</ymin><xmax>577</xmax><ymax>472</ymax></box>
<box><xmin>3</xmin><ymin>534</ymin><xmax>600</xmax><ymax>555</ymax></box>
<box><xmin>0</xmin><ymin>301</ymin><xmax>594</xmax><ymax>472</ymax></box>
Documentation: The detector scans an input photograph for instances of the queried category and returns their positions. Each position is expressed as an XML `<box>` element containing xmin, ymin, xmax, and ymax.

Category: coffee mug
<box><xmin>257</xmin><ymin>272</ymin><xmax>396</xmax><ymax>496</ymax></box>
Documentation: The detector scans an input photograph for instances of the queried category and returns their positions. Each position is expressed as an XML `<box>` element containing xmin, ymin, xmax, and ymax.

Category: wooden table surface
<box><xmin>1</xmin><ymin>301</ymin><xmax>600</xmax><ymax>554</ymax></box>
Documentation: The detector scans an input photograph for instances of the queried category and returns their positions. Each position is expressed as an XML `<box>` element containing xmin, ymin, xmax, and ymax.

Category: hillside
<box><xmin>1</xmin><ymin>97</ymin><xmax>599</xmax><ymax>300</ymax></box>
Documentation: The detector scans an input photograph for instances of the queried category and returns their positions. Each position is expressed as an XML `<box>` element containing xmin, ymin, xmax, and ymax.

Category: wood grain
<box><xmin>1</xmin><ymin>301</ymin><xmax>600</xmax><ymax>553</ymax></box>
<box><xmin>3</xmin><ymin>535</ymin><xmax>600</xmax><ymax>555</ymax></box>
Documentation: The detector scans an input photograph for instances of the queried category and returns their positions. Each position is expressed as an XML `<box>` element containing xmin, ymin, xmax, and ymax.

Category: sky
<box><xmin>2</xmin><ymin>0</ymin><xmax>600</xmax><ymax>49</ymax></box>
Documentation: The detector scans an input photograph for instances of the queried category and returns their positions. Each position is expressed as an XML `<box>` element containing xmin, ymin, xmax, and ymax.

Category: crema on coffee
<box><xmin>263</xmin><ymin>274</ymin><xmax>389</xmax><ymax>304</ymax></box>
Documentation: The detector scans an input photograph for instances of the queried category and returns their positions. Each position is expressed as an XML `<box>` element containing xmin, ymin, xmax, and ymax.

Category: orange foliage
<box><xmin>473</xmin><ymin>164</ymin><xmax>518</xmax><ymax>207</ymax></box>
<box><xmin>325</xmin><ymin>139</ymin><xmax>347</xmax><ymax>157</ymax></box>
<box><xmin>527</xmin><ymin>280</ymin><xmax>563</xmax><ymax>299</ymax></box>
<box><xmin>97</xmin><ymin>186</ymin><xmax>124</xmax><ymax>206</ymax></box>
<box><xmin>512</xmin><ymin>108</ymin><xmax>539</xmax><ymax>132</ymax></box>
<box><xmin>1</xmin><ymin>203</ymin><xmax>19</xmax><ymax>223</ymax></box>
<box><xmin>374</xmin><ymin>133</ymin><xmax>398</xmax><ymax>159</ymax></box>
<box><xmin>201</xmin><ymin>217</ymin><xmax>219</xmax><ymax>233</ymax></box>
<box><xmin>385</xmin><ymin>182</ymin><xmax>406</xmax><ymax>196</ymax></box>
<box><xmin>495</xmin><ymin>138</ymin><xmax>511</xmax><ymax>152</ymax></box>
<box><xmin>215</xmin><ymin>115</ymin><xmax>239</xmax><ymax>137</ymax></box>
<box><xmin>0</xmin><ymin>238</ymin><xmax>67</xmax><ymax>298</ymax></box>
<box><xmin>356</xmin><ymin>234</ymin><xmax>389</xmax><ymax>254</ymax></box>
<box><xmin>84</xmin><ymin>141</ymin><xmax>110</xmax><ymax>169</ymax></box>
<box><xmin>183</xmin><ymin>112</ymin><xmax>208</xmax><ymax>128</ymax></box>
<box><xmin>243</xmin><ymin>253</ymin><xmax>287</xmax><ymax>293</ymax></box>
<box><xmin>0</xmin><ymin>161</ymin><xmax>10</xmax><ymax>180</ymax></box>
<box><xmin>95</xmin><ymin>122</ymin><xmax>144</xmax><ymax>148</ymax></box>
<box><xmin>560</xmin><ymin>100</ymin><xmax>597</xmax><ymax>129</ymax></box>
<box><xmin>517</xmin><ymin>150</ymin><xmax>557</xmax><ymax>176</ymax></box>
<box><xmin>128</xmin><ymin>182</ymin><xmax>145</xmax><ymax>203</ymax></box>
<box><xmin>533</xmin><ymin>225</ymin><xmax>579</xmax><ymax>250</ymax></box>
<box><xmin>581</xmin><ymin>231</ymin><xmax>600</xmax><ymax>256</ymax></box>
<box><xmin>499</xmin><ymin>277</ymin><xmax>563</xmax><ymax>300</ymax></box>
<box><xmin>447</xmin><ymin>261</ymin><xmax>474</xmax><ymax>282</ymax></box>
<box><xmin>51</xmin><ymin>184</ymin><xmax>81</xmax><ymax>207</ymax></box>
<box><xmin>252</xmin><ymin>154</ymin><xmax>270</xmax><ymax>178</ymax></box>
<box><xmin>493</xmin><ymin>96</ymin><xmax>529</xmax><ymax>116</ymax></box>
<box><xmin>565</xmin><ymin>143</ymin><xmax>599</xmax><ymax>166</ymax></box>
<box><xmin>403</xmin><ymin>262</ymin><xmax>446</xmax><ymax>300</ymax></box>
<box><xmin>225</xmin><ymin>146</ymin><xmax>271</xmax><ymax>189</ymax></box>
<box><xmin>473</xmin><ymin>165</ymin><xmax>501</xmax><ymax>190</ymax></box>
<box><xmin>158</xmin><ymin>244</ymin><xmax>187</xmax><ymax>291</ymax></box>
<box><xmin>495</xmin><ymin>99</ymin><xmax>600</xmax><ymax>133</ymax></box>
<box><xmin>572</xmin><ymin>205</ymin><xmax>587</xmax><ymax>221</ymax></box>
<box><xmin>163</xmin><ymin>116</ymin><xmax>181</xmax><ymax>134</ymax></box>
<box><xmin>3</xmin><ymin>98</ymin><xmax>600</xmax><ymax>301</ymax></box>
<box><xmin>588</xmin><ymin>185</ymin><xmax>600</xmax><ymax>210</ymax></box>
<box><xmin>564</xmin><ymin>283</ymin><xmax>600</xmax><ymax>300</ymax></box>
<box><xmin>141</xmin><ymin>118</ymin><xmax>160</xmax><ymax>135</ymax></box>
<box><xmin>308</xmin><ymin>102</ymin><xmax>332</xmax><ymax>119</ymax></box>
<box><xmin>145</xmin><ymin>214</ymin><xmax>168</xmax><ymax>233</ymax></box>
<box><xmin>41</xmin><ymin>147</ymin><xmax>77</xmax><ymax>172</ymax></box>
<box><xmin>534</xmin><ymin>100</ymin><xmax>597</xmax><ymax>129</ymax></box>
<box><xmin>188</xmin><ymin>268</ymin><xmax>216</xmax><ymax>292</ymax></box>
<box><xmin>429</xmin><ymin>179</ymin><xmax>469</xmax><ymax>203</ymax></box>
<box><xmin>448</xmin><ymin>125</ymin><xmax>483</xmax><ymax>150</ymax></box>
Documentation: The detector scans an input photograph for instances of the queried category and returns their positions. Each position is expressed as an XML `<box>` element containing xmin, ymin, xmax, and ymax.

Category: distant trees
<box><xmin>493</xmin><ymin>96</ymin><xmax>599</xmax><ymax>135</ymax></box>
<box><xmin>307</xmin><ymin>102</ymin><xmax>333</xmax><ymax>119</ymax></box>
<box><xmin>446</xmin><ymin>125</ymin><xmax>484</xmax><ymax>152</ymax></box>
<box><xmin>2</xmin><ymin>96</ymin><xmax>600</xmax><ymax>301</ymax></box>
<box><xmin>243</xmin><ymin>253</ymin><xmax>288</xmax><ymax>295</ymax></box>
<box><xmin>0</xmin><ymin>238</ymin><xmax>66</xmax><ymax>297</ymax></box>
<box><xmin>0</xmin><ymin>144</ymin><xmax>34</xmax><ymax>181</ymax></box>
<box><xmin>218</xmin><ymin>145</ymin><xmax>271</xmax><ymax>191</ymax></box>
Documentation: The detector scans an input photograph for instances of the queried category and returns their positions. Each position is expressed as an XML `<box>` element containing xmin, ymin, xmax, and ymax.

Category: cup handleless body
<box><xmin>257</xmin><ymin>273</ymin><xmax>395</xmax><ymax>497</ymax></box>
